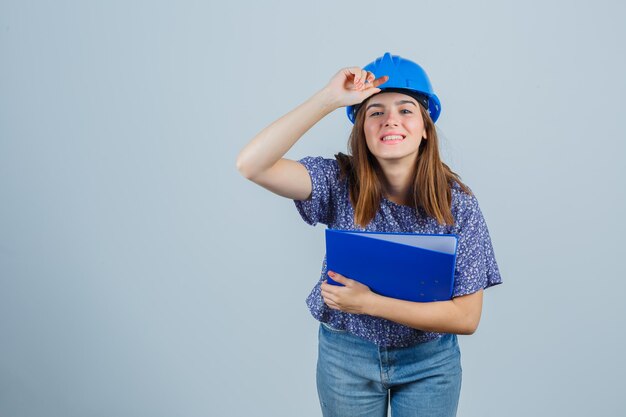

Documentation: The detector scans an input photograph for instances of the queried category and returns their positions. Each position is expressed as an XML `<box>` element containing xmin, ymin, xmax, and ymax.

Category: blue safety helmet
<box><xmin>346</xmin><ymin>52</ymin><xmax>442</xmax><ymax>124</ymax></box>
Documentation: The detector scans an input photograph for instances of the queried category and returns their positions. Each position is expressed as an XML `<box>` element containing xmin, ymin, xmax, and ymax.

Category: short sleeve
<box><xmin>293</xmin><ymin>156</ymin><xmax>340</xmax><ymax>226</ymax></box>
<box><xmin>451</xmin><ymin>191</ymin><xmax>502</xmax><ymax>297</ymax></box>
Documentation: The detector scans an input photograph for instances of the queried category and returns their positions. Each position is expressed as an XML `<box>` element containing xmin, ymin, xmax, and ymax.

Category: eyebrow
<box><xmin>365</xmin><ymin>100</ymin><xmax>417</xmax><ymax>112</ymax></box>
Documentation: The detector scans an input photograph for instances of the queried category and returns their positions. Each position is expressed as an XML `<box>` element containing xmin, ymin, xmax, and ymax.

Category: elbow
<box><xmin>460</xmin><ymin>324</ymin><xmax>478</xmax><ymax>336</ymax></box>
<box><xmin>235</xmin><ymin>154</ymin><xmax>254</xmax><ymax>180</ymax></box>
<box><xmin>450</xmin><ymin>293</ymin><xmax>483</xmax><ymax>335</ymax></box>
<box><xmin>459</xmin><ymin>316</ymin><xmax>481</xmax><ymax>335</ymax></box>
<box><xmin>465</xmin><ymin>317</ymin><xmax>480</xmax><ymax>336</ymax></box>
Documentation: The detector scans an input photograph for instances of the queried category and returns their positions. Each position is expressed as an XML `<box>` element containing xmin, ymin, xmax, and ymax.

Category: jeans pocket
<box><xmin>321</xmin><ymin>321</ymin><xmax>347</xmax><ymax>333</ymax></box>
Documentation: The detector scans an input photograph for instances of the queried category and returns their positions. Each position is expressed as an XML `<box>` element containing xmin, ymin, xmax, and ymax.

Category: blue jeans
<box><xmin>316</xmin><ymin>322</ymin><xmax>462</xmax><ymax>417</ymax></box>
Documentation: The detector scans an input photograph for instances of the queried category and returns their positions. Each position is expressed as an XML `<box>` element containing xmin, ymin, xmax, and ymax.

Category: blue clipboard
<box><xmin>325</xmin><ymin>229</ymin><xmax>458</xmax><ymax>302</ymax></box>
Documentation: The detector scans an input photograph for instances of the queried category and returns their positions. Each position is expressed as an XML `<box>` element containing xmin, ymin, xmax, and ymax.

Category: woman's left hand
<box><xmin>321</xmin><ymin>271</ymin><xmax>377</xmax><ymax>315</ymax></box>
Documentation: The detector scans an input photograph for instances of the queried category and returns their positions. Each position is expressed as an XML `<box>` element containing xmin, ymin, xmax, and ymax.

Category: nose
<box><xmin>383</xmin><ymin>111</ymin><xmax>399</xmax><ymax>126</ymax></box>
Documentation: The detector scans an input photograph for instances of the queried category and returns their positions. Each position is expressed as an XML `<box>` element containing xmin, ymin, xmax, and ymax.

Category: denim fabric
<box><xmin>317</xmin><ymin>322</ymin><xmax>462</xmax><ymax>417</ymax></box>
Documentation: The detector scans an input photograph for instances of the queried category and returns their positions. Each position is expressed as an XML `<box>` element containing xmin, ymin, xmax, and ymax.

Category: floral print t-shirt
<box><xmin>293</xmin><ymin>156</ymin><xmax>502</xmax><ymax>347</ymax></box>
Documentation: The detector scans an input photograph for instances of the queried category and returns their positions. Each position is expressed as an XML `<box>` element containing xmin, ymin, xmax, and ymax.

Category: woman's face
<box><xmin>362</xmin><ymin>92</ymin><xmax>427</xmax><ymax>164</ymax></box>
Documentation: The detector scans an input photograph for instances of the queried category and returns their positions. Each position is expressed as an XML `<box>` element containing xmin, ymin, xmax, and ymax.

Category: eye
<box><xmin>369</xmin><ymin>111</ymin><xmax>383</xmax><ymax>117</ymax></box>
<box><xmin>401</xmin><ymin>109</ymin><xmax>413</xmax><ymax>114</ymax></box>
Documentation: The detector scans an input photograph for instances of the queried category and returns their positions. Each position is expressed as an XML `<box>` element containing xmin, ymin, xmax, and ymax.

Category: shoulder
<box><xmin>450</xmin><ymin>181</ymin><xmax>477</xmax><ymax>210</ymax></box>
<box><xmin>450</xmin><ymin>181</ymin><xmax>480</xmax><ymax>226</ymax></box>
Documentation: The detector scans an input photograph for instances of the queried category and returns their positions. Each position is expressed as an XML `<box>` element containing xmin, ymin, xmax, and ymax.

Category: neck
<box><xmin>377</xmin><ymin>159</ymin><xmax>416</xmax><ymax>206</ymax></box>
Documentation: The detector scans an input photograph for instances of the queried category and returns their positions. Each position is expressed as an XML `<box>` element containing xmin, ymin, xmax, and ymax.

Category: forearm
<box><xmin>236</xmin><ymin>87</ymin><xmax>338</xmax><ymax>178</ymax></box>
<box><xmin>366</xmin><ymin>293</ymin><xmax>481</xmax><ymax>335</ymax></box>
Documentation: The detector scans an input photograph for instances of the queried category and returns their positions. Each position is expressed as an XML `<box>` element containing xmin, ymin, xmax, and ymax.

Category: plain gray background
<box><xmin>1</xmin><ymin>1</ymin><xmax>625</xmax><ymax>416</ymax></box>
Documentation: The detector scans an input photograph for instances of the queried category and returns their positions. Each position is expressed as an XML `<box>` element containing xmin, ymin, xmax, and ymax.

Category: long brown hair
<box><xmin>336</xmin><ymin>96</ymin><xmax>472</xmax><ymax>227</ymax></box>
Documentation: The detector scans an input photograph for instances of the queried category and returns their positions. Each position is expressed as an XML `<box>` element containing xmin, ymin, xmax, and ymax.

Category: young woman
<box><xmin>236</xmin><ymin>52</ymin><xmax>502</xmax><ymax>417</ymax></box>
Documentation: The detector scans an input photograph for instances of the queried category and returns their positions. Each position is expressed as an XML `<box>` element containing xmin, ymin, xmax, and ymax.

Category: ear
<box><xmin>422</xmin><ymin>128</ymin><xmax>427</xmax><ymax>140</ymax></box>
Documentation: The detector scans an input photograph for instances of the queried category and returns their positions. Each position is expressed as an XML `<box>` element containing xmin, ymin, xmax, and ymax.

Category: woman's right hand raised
<box><xmin>324</xmin><ymin>67</ymin><xmax>389</xmax><ymax>109</ymax></box>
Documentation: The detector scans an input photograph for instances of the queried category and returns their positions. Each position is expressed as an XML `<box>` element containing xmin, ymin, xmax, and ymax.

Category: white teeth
<box><xmin>382</xmin><ymin>135</ymin><xmax>404</xmax><ymax>141</ymax></box>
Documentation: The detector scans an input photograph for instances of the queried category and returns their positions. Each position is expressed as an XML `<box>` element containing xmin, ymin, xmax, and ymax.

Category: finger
<box><xmin>328</xmin><ymin>271</ymin><xmax>349</xmax><ymax>285</ymax></box>
<box><xmin>362</xmin><ymin>71</ymin><xmax>375</xmax><ymax>88</ymax></box>
<box><xmin>345</xmin><ymin>66</ymin><xmax>362</xmax><ymax>82</ymax></box>
<box><xmin>320</xmin><ymin>286</ymin><xmax>330</xmax><ymax>298</ymax></box>
<box><xmin>353</xmin><ymin>68</ymin><xmax>371</xmax><ymax>89</ymax></box>
<box><xmin>357</xmin><ymin>75</ymin><xmax>385</xmax><ymax>97</ymax></box>
<box><xmin>371</xmin><ymin>75</ymin><xmax>389</xmax><ymax>88</ymax></box>
<box><xmin>321</xmin><ymin>286</ymin><xmax>338</xmax><ymax>299</ymax></box>
<box><xmin>360</xmin><ymin>69</ymin><xmax>368</xmax><ymax>84</ymax></box>
<box><xmin>353</xmin><ymin>69</ymin><xmax>367</xmax><ymax>88</ymax></box>
<box><xmin>340</xmin><ymin>67</ymin><xmax>359</xmax><ymax>90</ymax></box>
<box><xmin>322</xmin><ymin>292</ymin><xmax>338</xmax><ymax>305</ymax></box>
<box><xmin>328</xmin><ymin>271</ymin><xmax>354</xmax><ymax>291</ymax></box>
<box><xmin>363</xmin><ymin>86</ymin><xmax>381</xmax><ymax>96</ymax></box>
<box><xmin>321</xmin><ymin>280</ymin><xmax>336</xmax><ymax>293</ymax></box>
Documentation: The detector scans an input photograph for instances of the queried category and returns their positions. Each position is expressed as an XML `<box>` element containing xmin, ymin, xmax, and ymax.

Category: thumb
<box><xmin>359</xmin><ymin>87</ymin><xmax>381</xmax><ymax>100</ymax></box>
<box><xmin>328</xmin><ymin>271</ymin><xmax>349</xmax><ymax>284</ymax></box>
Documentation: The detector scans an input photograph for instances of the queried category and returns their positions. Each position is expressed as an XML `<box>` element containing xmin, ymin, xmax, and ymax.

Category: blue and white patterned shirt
<box><xmin>293</xmin><ymin>156</ymin><xmax>502</xmax><ymax>347</ymax></box>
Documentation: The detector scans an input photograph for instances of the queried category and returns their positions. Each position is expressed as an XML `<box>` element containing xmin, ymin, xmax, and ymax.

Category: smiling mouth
<box><xmin>380</xmin><ymin>135</ymin><xmax>405</xmax><ymax>143</ymax></box>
